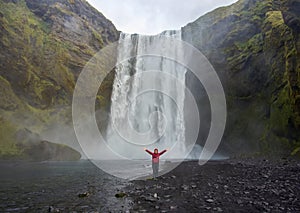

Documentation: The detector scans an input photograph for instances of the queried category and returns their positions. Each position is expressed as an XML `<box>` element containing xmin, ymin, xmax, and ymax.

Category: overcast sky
<box><xmin>87</xmin><ymin>0</ymin><xmax>238</xmax><ymax>35</ymax></box>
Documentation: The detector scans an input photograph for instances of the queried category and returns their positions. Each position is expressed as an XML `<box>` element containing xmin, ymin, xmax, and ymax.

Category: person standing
<box><xmin>144</xmin><ymin>148</ymin><xmax>168</xmax><ymax>179</ymax></box>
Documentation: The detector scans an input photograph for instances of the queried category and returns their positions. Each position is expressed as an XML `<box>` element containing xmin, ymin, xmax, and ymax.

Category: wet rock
<box><xmin>143</xmin><ymin>196</ymin><xmax>157</xmax><ymax>202</ymax></box>
<box><xmin>48</xmin><ymin>206</ymin><xmax>60</xmax><ymax>212</ymax></box>
<box><xmin>78</xmin><ymin>192</ymin><xmax>89</xmax><ymax>198</ymax></box>
<box><xmin>127</xmin><ymin>160</ymin><xmax>300</xmax><ymax>212</ymax></box>
<box><xmin>181</xmin><ymin>185</ymin><xmax>189</xmax><ymax>190</ymax></box>
<box><xmin>170</xmin><ymin>205</ymin><xmax>177</xmax><ymax>210</ymax></box>
<box><xmin>216</xmin><ymin>207</ymin><xmax>223</xmax><ymax>212</ymax></box>
<box><xmin>115</xmin><ymin>192</ymin><xmax>127</xmax><ymax>198</ymax></box>
<box><xmin>262</xmin><ymin>174</ymin><xmax>269</xmax><ymax>178</ymax></box>
<box><xmin>206</xmin><ymin>199</ymin><xmax>214</xmax><ymax>203</ymax></box>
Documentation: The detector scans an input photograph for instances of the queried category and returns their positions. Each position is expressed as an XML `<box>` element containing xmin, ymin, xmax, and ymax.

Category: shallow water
<box><xmin>0</xmin><ymin>160</ymin><xmax>131</xmax><ymax>212</ymax></box>
<box><xmin>91</xmin><ymin>159</ymin><xmax>195</xmax><ymax>180</ymax></box>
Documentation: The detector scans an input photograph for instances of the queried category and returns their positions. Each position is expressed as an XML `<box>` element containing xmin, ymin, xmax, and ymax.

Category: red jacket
<box><xmin>145</xmin><ymin>149</ymin><xmax>167</xmax><ymax>163</ymax></box>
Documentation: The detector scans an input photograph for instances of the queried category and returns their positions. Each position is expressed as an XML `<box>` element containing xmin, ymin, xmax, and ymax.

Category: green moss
<box><xmin>270</xmin><ymin>86</ymin><xmax>292</xmax><ymax>134</ymax></box>
<box><xmin>91</xmin><ymin>29</ymin><xmax>104</xmax><ymax>48</ymax></box>
<box><xmin>0</xmin><ymin>117</ymin><xmax>22</xmax><ymax>157</ymax></box>
<box><xmin>0</xmin><ymin>0</ymin><xmax>118</xmax><ymax>160</ymax></box>
<box><xmin>291</xmin><ymin>144</ymin><xmax>300</xmax><ymax>156</ymax></box>
<box><xmin>53</xmin><ymin>3</ymin><xmax>73</xmax><ymax>16</ymax></box>
<box><xmin>0</xmin><ymin>0</ymin><xmax>73</xmax><ymax>97</ymax></box>
<box><xmin>0</xmin><ymin>76</ymin><xmax>21</xmax><ymax>110</ymax></box>
<box><xmin>265</xmin><ymin>11</ymin><xmax>285</xmax><ymax>28</ymax></box>
<box><xmin>252</xmin><ymin>0</ymin><xmax>273</xmax><ymax>16</ymax></box>
<box><xmin>226</xmin><ymin>33</ymin><xmax>263</xmax><ymax>74</ymax></box>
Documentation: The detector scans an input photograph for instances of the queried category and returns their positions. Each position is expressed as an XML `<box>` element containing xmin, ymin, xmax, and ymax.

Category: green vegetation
<box><xmin>183</xmin><ymin>0</ymin><xmax>300</xmax><ymax>157</ymax></box>
<box><xmin>0</xmin><ymin>0</ymin><xmax>119</xmax><ymax>160</ymax></box>
<box><xmin>0</xmin><ymin>117</ymin><xmax>21</xmax><ymax>158</ymax></box>
<box><xmin>1</xmin><ymin>0</ymin><xmax>299</xmax><ymax>159</ymax></box>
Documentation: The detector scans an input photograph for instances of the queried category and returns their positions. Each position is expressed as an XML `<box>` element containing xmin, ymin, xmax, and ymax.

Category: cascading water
<box><xmin>106</xmin><ymin>30</ymin><xmax>189</xmax><ymax>159</ymax></box>
<box><xmin>73</xmin><ymin>26</ymin><xmax>226</xmax><ymax>179</ymax></box>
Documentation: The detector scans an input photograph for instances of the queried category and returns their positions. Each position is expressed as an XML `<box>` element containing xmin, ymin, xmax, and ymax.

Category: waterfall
<box><xmin>106</xmin><ymin>30</ymin><xmax>188</xmax><ymax>159</ymax></box>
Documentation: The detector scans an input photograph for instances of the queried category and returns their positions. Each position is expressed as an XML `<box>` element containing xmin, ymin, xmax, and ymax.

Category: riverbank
<box><xmin>0</xmin><ymin>159</ymin><xmax>299</xmax><ymax>212</ymax></box>
<box><xmin>126</xmin><ymin>158</ymin><xmax>300</xmax><ymax>212</ymax></box>
<box><xmin>0</xmin><ymin>160</ymin><xmax>131</xmax><ymax>212</ymax></box>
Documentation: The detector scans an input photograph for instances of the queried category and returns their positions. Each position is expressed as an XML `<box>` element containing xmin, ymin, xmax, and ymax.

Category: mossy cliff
<box><xmin>183</xmin><ymin>0</ymin><xmax>300</xmax><ymax>157</ymax></box>
<box><xmin>1</xmin><ymin>0</ymin><xmax>299</xmax><ymax>159</ymax></box>
<box><xmin>0</xmin><ymin>0</ymin><xmax>119</xmax><ymax>160</ymax></box>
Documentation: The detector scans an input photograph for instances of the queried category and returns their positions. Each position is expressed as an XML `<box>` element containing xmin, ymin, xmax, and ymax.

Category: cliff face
<box><xmin>183</xmin><ymin>0</ymin><xmax>300</xmax><ymax>157</ymax></box>
<box><xmin>0</xmin><ymin>0</ymin><xmax>119</xmax><ymax>160</ymax></box>
<box><xmin>1</xmin><ymin>0</ymin><xmax>299</xmax><ymax>159</ymax></box>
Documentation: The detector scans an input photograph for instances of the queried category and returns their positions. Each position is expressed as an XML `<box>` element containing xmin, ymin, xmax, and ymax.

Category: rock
<box><xmin>127</xmin><ymin>160</ymin><xmax>300</xmax><ymax>212</ymax></box>
<box><xmin>48</xmin><ymin>206</ymin><xmax>60</xmax><ymax>212</ymax></box>
<box><xmin>0</xmin><ymin>0</ymin><xmax>119</xmax><ymax>160</ymax></box>
<box><xmin>78</xmin><ymin>192</ymin><xmax>89</xmax><ymax>198</ymax></box>
<box><xmin>206</xmin><ymin>199</ymin><xmax>214</xmax><ymax>203</ymax></box>
<box><xmin>216</xmin><ymin>207</ymin><xmax>223</xmax><ymax>212</ymax></box>
<box><xmin>170</xmin><ymin>205</ymin><xmax>177</xmax><ymax>210</ymax></box>
<box><xmin>153</xmin><ymin>193</ymin><xmax>158</xmax><ymax>198</ymax></box>
<box><xmin>115</xmin><ymin>192</ymin><xmax>127</xmax><ymax>198</ymax></box>
<box><xmin>21</xmin><ymin>140</ymin><xmax>81</xmax><ymax>161</ymax></box>
<box><xmin>182</xmin><ymin>0</ymin><xmax>300</xmax><ymax>155</ymax></box>
<box><xmin>143</xmin><ymin>196</ymin><xmax>157</xmax><ymax>203</ymax></box>
<box><xmin>181</xmin><ymin>185</ymin><xmax>189</xmax><ymax>190</ymax></box>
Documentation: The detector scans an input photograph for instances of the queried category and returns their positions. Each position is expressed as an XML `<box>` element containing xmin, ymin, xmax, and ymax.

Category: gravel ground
<box><xmin>0</xmin><ymin>159</ymin><xmax>299</xmax><ymax>212</ymax></box>
<box><xmin>126</xmin><ymin>159</ymin><xmax>300</xmax><ymax>212</ymax></box>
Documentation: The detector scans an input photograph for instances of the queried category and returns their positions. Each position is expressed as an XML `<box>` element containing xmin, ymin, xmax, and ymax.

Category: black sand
<box><xmin>0</xmin><ymin>159</ymin><xmax>299</xmax><ymax>212</ymax></box>
<box><xmin>126</xmin><ymin>159</ymin><xmax>300</xmax><ymax>212</ymax></box>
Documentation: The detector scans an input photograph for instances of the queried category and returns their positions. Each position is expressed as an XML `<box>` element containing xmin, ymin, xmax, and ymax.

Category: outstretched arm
<box><xmin>159</xmin><ymin>149</ymin><xmax>168</xmax><ymax>156</ymax></box>
<box><xmin>144</xmin><ymin>148</ymin><xmax>153</xmax><ymax>155</ymax></box>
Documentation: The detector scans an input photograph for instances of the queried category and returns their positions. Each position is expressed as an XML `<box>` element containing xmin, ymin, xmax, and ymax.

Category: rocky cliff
<box><xmin>0</xmin><ymin>0</ymin><xmax>119</xmax><ymax>160</ymax></box>
<box><xmin>183</xmin><ymin>0</ymin><xmax>300</xmax><ymax>157</ymax></box>
<box><xmin>1</xmin><ymin>0</ymin><xmax>299</xmax><ymax>159</ymax></box>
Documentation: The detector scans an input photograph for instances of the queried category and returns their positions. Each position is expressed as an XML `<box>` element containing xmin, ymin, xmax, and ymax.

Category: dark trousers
<box><xmin>152</xmin><ymin>162</ymin><xmax>159</xmax><ymax>178</ymax></box>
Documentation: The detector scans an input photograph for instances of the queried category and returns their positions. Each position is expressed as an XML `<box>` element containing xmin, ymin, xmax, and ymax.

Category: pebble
<box><xmin>78</xmin><ymin>192</ymin><xmax>89</xmax><ymax>198</ymax></box>
<box><xmin>206</xmin><ymin>199</ymin><xmax>214</xmax><ymax>203</ymax></box>
<box><xmin>102</xmin><ymin>160</ymin><xmax>300</xmax><ymax>211</ymax></box>
<box><xmin>181</xmin><ymin>185</ymin><xmax>189</xmax><ymax>190</ymax></box>
<box><xmin>170</xmin><ymin>205</ymin><xmax>177</xmax><ymax>209</ymax></box>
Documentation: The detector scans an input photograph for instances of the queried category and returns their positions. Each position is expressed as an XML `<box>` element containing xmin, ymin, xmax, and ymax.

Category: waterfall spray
<box><xmin>72</xmin><ymin>29</ymin><xmax>226</xmax><ymax>179</ymax></box>
<box><xmin>106</xmin><ymin>31</ymin><xmax>188</xmax><ymax>159</ymax></box>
